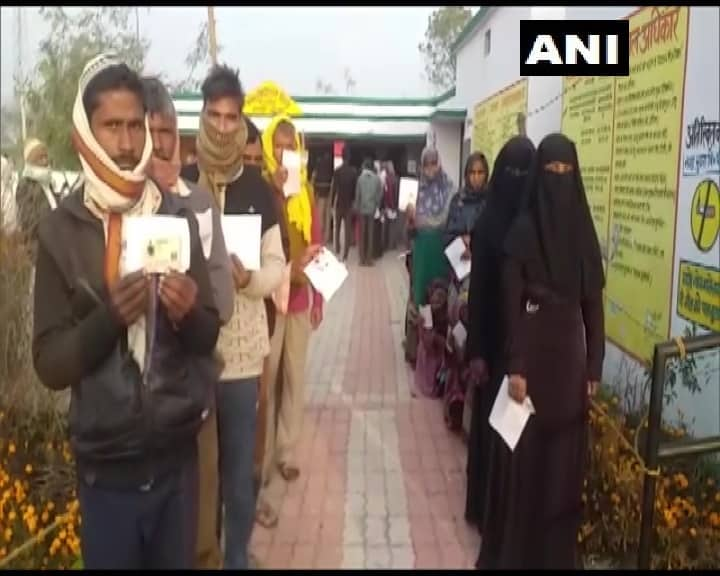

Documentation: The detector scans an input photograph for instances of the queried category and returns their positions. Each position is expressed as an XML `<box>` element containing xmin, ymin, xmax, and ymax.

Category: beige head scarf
<box><xmin>72</xmin><ymin>52</ymin><xmax>162</xmax><ymax>372</ymax></box>
<box><xmin>196</xmin><ymin>112</ymin><xmax>247</xmax><ymax>211</ymax></box>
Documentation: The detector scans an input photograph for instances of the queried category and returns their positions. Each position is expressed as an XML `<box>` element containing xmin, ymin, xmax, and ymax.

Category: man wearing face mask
<box><xmin>16</xmin><ymin>138</ymin><xmax>59</xmax><ymax>247</ymax></box>
<box><xmin>181</xmin><ymin>64</ymin><xmax>285</xmax><ymax>570</ymax></box>
<box><xmin>243</xmin><ymin>119</ymin><xmax>264</xmax><ymax>173</ymax></box>
<box><xmin>142</xmin><ymin>76</ymin><xmax>235</xmax><ymax>570</ymax></box>
<box><xmin>32</xmin><ymin>53</ymin><xmax>220</xmax><ymax>569</ymax></box>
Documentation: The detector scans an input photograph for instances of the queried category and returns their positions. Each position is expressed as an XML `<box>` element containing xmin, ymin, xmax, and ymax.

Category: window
<box><xmin>484</xmin><ymin>29</ymin><xmax>491</xmax><ymax>56</ymax></box>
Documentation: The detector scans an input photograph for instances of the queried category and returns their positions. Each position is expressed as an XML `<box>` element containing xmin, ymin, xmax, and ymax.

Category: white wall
<box><xmin>455</xmin><ymin>7</ymin><xmax>530</xmax><ymax>111</ymax></box>
<box><xmin>428</xmin><ymin>120</ymin><xmax>462</xmax><ymax>187</ymax></box>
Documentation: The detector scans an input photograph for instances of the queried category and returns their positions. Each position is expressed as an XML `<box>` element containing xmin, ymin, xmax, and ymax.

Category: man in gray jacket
<box><xmin>142</xmin><ymin>77</ymin><xmax>234</xmax><ymax>569</ymax></box>
<box><xmin>354</xmin><ymin>158</ymin><xmax>383</xmax><ymax>266</ymax></box>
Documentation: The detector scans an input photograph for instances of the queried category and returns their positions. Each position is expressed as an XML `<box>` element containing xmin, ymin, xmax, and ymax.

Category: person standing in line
<box><xmin>354</xmin><ymin>157</ymin><xmax>383</xmax><ymax>266</ymax></box>
<box><xmin>330</xmin><ymin>147</ymin><xmax>358</xmax><ymax>262</ymax></box>
<box><xmin>441</xmin><ymin>151</ymin><xmax>490</xmax><ymax>431</ymax></box>
<box><xmin>242</xmin><ymin>117</ymin><xmax>290</xmax><ymax>533</ymax></box>
<box><xmin>406</xmin><ymin>147</ymin><xmax>456</xmax><ymax>307</ymax></box>
<box><xmin>181</xmin><ymin>65</ymin><xmax>286</xmax><ymax>570</ymax></box>
<box><xmin>312</xmin><ymin>150</ymin><xmax>333</xmax><ymax>244</ymax></box>
<box><xmin>257</xmin><ymin>115</ymin><xmax>323</xmax><ymax>523</ymax></box>
<box><xmin>141</xmin><ymin>76</ymin><xmax>235</xmax><ymax>570</ymax></box>
<box><xmin>382</xmin><ymin>160</ymin><xmax>400</xmax><ymax>251</ymax></box>
<box><xmin>243</xmin><ymin>120</ymin><xmax>265</xmax><ymax>173</ymax></box>
<box><xmin>463</xmin><ymin>137</ymin><xmax>535</xmax><ymax>530</ymax></box>
<box><xmin>32</xmin><ymin>53</ymin><xmax>220</xmax><ymax>569</ymax></box>
<box><xmin>478</xmin><ymin>133</ymin><xmax>605</xmax><ymax>569</ymax></box>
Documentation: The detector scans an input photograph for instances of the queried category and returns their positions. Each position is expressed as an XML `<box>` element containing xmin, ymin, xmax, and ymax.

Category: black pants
<box><xmin>78</xmin><ymin>453</ymin><xmax>197</xmax><ymax>570</ymax></box>
<box><xmin>334</xmin><ymin>209</ymin><xmax>353</xmax><ymax>260</ymax></box>
<box><xmin>358</xmin><ymin>214</ymin><xmax>375</xmax><ymax>265</ymax></box>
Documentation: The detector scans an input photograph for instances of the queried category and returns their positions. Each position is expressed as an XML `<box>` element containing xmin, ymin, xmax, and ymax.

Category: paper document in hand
<box><xmin>488</xmin><ymin>376</ymin><xmax>535</xmax><ymax>452</ymax></box>
<box><xmin>452</xmin><ymin>321</ymin><xmax>467</xmax><ymax>348</ymax></box>
<box><xmin>196</xmin><ymin>208</ymin><xmax>214</xmax><ymax>260</ymax></box>
<box><xmin>398</xmin><ymin>178</ymin><xmax>419</xmax><ymax>212</ymax></box>
<box><xmin>444</xmin><ymin>236</ymin><xmax>471</xmax><ymax>282</ymax></box>
<box><xmin>121</xmin><ymin>215</ymin><xmax>191</xmax><ymax>275</ymax></box>
<box><xmin>282</xmin><ymin>150</ymin><xmax>302</xmax><ymax>198</ymax></box>
<box><xmin>221</xmin><ymin>215</ymin><xmax>262</xmax><ymax>271</ymax></box>
<box><xmin>303</xmin><ymin>247</ymin><xmax>349</xmax><ymax>302</ymax></box>
<box><xmin>419</xmin><ymin>305</ymin><xmax>433</xmax><ymax>329</ymax></box>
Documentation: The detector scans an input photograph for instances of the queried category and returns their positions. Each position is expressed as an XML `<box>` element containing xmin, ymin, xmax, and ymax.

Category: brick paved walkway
<box><xmin>250</xmin><ymin>252</ymin><xmax>481</xmax><ymax>569</ymax></box>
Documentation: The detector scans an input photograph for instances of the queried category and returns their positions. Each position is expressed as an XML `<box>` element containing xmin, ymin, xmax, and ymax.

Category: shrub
<box><xmin>1</xmin><ymin>219</ymin><xmax>79</xmax><ymax>569</ymax></box>
<box><xmin>580</xmin><ymin>389</ymin><xmax>720</xmax><ymax>569</ymax></box>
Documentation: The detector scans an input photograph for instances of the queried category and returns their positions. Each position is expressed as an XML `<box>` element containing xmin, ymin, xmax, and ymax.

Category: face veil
<box><xmin>505</xmin><ymin>133</ymin><xmax>604</xmax><ymax>302</ymax></box>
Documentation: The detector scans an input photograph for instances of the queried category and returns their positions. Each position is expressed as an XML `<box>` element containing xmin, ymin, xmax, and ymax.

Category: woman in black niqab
<box><xmin>464</xmin><ymin>136</ymin><xmax>535</xmax><ymax>529</ymax></box>
<box><xmin>478</xmin><ymin>133</ymin><xmax>606</xmax><ymax>569</ymax></box>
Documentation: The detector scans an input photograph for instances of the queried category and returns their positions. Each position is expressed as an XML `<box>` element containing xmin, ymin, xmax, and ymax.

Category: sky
<box><xmin>1</xmin><ymin>6</ymin><xmax>442</xmax><ymax>105</ymax></box>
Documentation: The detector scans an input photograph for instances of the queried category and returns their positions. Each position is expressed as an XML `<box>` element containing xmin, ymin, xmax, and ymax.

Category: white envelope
<box><xmin>121</xmin><ymin>215</ymin><xmax>191</xmax><ymax>276</ymax></box>
<box><xmin>489</xmin><ymin>376</ymin><xmax>535</xmax><ymax>452</ymax></box>
<box><xmin>303</xmin><ymin>247</ymin><xmax>349</xmax><ymax>302</ymax></box>
<box><xmin>444</xmin><ymin>236</ymin><xmax>471</xmax><ymax>282</ymax></box>
<box><xmin>419</xmin><ymin>305</ymin><xmax>433</xmax><ymax>329</ymax></box>
<box><xmin>282</xmin><ymin>150</ymin><xmax>302</xmax><ymax>198</ymax></box>
<box><xmin>452</xmin><ymin>321</ymin><xmax>467</xmax><ymax>348</ymax></box>
<box><xmin>221</xmin><ymin>214</ymin><xmax>262</xmax><ymax>271</ymax></box>
<box><xmin>196</xmin><ymin>208</ymin><xmax>214</xmax><ymax>260</ymax></box>
<box><xmin>398</xmin><ymin>178</ymin><xmax>419</xmax><ymax>212</ymax></box>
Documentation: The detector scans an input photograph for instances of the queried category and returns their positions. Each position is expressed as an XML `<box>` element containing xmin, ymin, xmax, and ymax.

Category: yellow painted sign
<box><xmin>690</xmin><ymin>179</ymin><xmax>720</xmax><ymax>252</ymax></box>
<box><xmin>244</xmin><ymin>81</ymin><xmax>302</xmax><ymax>117</ymax></box>
<box><xmin>471</xmin><ymin>79</ymin><xmax>528</xmax><ymax>172</ymax></box>
<box><xmin>562</xmin><ymin>6</ymin><xmax>690</xmax><ymax>361</ymax></box>
<box><xmin>562</xmin><ymin>76</ymin><xmax>615</xmax><ymax>265</ymax></box>
<box><xmin>677</xmin><ymin>260</ymin><xmax>720</xmax><ymax>332</ymax></box>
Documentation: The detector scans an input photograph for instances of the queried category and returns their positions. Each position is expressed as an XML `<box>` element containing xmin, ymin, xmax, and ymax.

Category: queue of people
<box><xmin>24</xmin><ymin>47</ymin><xmax>605</xmax><ymax>572</ymax></box>
<box><xmin>30</xmin><ymin>53</ymin><xmax>324</xmax><ymax>570</ymax></box>
<box><xmin>404</xmin><ymin>132</ymin><xmax>605</xmax><ymax>569</ymax></box>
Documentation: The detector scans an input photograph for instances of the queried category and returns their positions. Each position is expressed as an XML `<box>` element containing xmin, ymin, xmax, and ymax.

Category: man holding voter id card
<box><xmin>182</xmin><ymin>64</ymin><xmax>286</xmax><ymax>570</ymax></box>
<box><xmin>31</xmin><ymin>54</ymin><xmax>221</xmax><ymax>569</ymax></box>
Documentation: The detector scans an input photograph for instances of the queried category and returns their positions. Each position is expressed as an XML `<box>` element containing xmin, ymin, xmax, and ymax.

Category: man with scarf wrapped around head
<box><xmin>31</xmin><ymin>54</ymin><xmax>220</xmax><ymax>569</ymax></box>
<box><xmin>142</xmin><ymin>76</ymin><xmax>235</xmax><ymax>570</ymax></box>
<box><xmin>181</xmin><ymin>65</ymin><xmax>286</xmax><ymax>570</ymax></box>
<box><xmin>256</xmin><ymin>115</ymin><xmax>323</xmax><ymax>523</ymax></box>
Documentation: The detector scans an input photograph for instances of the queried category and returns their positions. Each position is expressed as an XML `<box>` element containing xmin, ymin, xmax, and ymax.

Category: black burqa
<box><xmin>463</xmin><ymin>136</ymin><xmax>536</xmax><ymax>529</ymax></box>
<box><xmin>478</xmin><ymin>133</ymin><xmax>605</xmax><ymax>569</ymax></box>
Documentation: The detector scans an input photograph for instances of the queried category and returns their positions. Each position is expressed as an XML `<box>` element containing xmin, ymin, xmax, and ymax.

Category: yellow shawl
<box><xmin>261</xmin><ymin>115</ymin><xmax>312</xmax><ymax>244</ymax></box>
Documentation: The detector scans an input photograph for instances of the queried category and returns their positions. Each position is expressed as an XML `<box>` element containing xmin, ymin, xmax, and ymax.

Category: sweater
<box><xmin>181</xmin><ymin>164</ymin><xmax>286</xmax><ymax>379</ymax></box>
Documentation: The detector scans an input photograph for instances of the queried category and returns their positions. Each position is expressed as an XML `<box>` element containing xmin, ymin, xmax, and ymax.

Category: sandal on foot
<box><xmin>278</xmin><ymin>462</ymin><xmax>300</xmax><ymax>482</ymax></box>
<box><xmin>255</xmin><ymin>501</ymin><xmax>278</xmax><ymax>529</ymax></box>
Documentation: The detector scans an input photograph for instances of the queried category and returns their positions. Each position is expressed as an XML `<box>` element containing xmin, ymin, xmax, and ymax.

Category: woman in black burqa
<box><xmin>464</xmin><ymin>136</ymin><xmax>536</xmax><ymax>529</ymax></box>
<box><xmin>478</xmin><ymin>133</ymin><xmax>606</xmax><ymax>569</ymax></box>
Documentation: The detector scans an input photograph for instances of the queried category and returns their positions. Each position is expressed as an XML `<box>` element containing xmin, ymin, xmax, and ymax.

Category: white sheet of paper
<box><xmin>419</xmin><ymin>305</ymin><xmax>433</xmax><ymax>329</ymax></box>
<box><xmin>282</xmin><ymin>150</ymin><xmax>302</xmax><ymax>198</ymax></box>
<box><xmin>489</xmin><ymin>376</ymin><xmax>535</xmax><ymax>452</ymax></box>
<box><xmin>221</xmin><ymin>214</ymin><xmax>262</xmax><ymax>271</ymax></box>
<box><xmin>121</xmin><ymin>215</ymin><xmax>191</xmax><ymax>275</ymax></box>
<box><xmin>452</xmin><ymin>321</ymin><xmax>467</xmax><ymax>348</ymax></box>
<box><xmin>196</xmin><ymin>208</ymin><xmax>214</xmax><ymax>260</ymax></box>
<box><xmin>303</xmin><ymin>247</ymin><xmax>349</xmax><ymax>302</ymax></box>
<box><xmin>398</xmin><ymin>177</ymin><xmax>419</xmax><ymax>212</ymax></box>
<box><xmin>444</xmin><ymin>236</ymin><xmax>471</xmax><ymax>282</ymax></box>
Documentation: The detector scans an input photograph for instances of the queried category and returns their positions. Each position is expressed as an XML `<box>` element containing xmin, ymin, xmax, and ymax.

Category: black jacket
<box><xmin>32</xmin><ymin>188</ymin><xmax>220</xmax><ymax>488</ymax></box>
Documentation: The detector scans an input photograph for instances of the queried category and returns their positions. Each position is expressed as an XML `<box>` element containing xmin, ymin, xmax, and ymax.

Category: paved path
<box><xmin>250</xmin><ymin>252</ymin><xmax>481</xmax><ymax>569</ymax></box>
